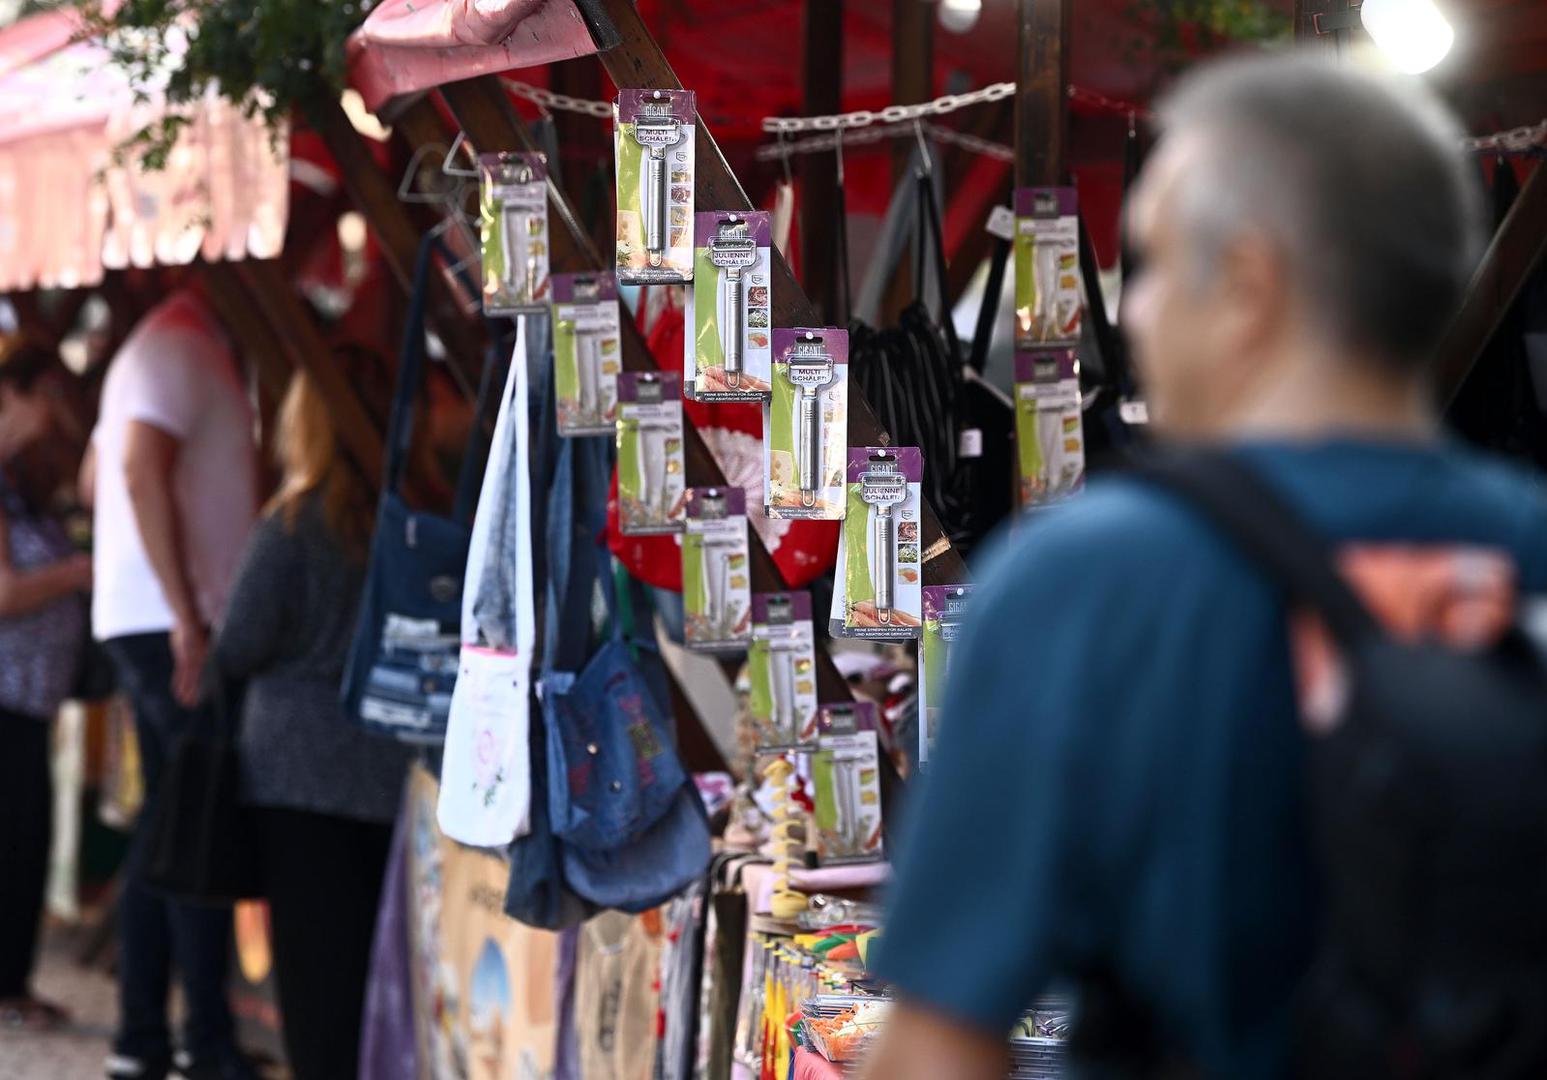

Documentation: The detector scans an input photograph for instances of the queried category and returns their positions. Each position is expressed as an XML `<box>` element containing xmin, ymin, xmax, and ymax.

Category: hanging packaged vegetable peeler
<box><xmin>616</xmin><ymin>371</ymin><xmax>686</xmax><ymax>534</ymax></box>
<box><xmin>1013</xmin><ymin>186</ymin><xmax>1082</xmax><ymax>349</ymax></box>
<box><xmin>765</xmin><ymin>328</ymin><xmax>849</xmax><ymax>521</ymax></box>
<box><xmin>812</xmin><ymin>703</ymin><xmax>885</xmax><ymax>866</ymax></box>
<box><xmin>918</xmin><ymin>584</ymin><xmax>972</xmax><ymax>767</ymax></box>
<box><xmin>1014</xmin><ymin>349</ymin><xmax>1085</xmax><ymax>508</ymax></box>
<box><xmin>551</xmin><ymin>272</ymin><xmax>623</xmax><ymax>437</ymax></box>
<box><xmin>749</xmin><ymin>592</ymin><xmax>819</xmax><ymax>748</ymax></box>
<box><xmin>832</xmin><ymin>447</ymin><xmax>923</xmax><ymax>641</ymax></box>
<box><xmin>615</xmin><ymin>89</ymin><xmax>696</xmax><ymax>284</ymax></box>
<box><xmin>479</xmin><ymin>152</ymin><xmax>550</xmax><ymax>315</ymax></box>
<box><xmin>683</xmin><ymin>487</ymin><xmax>752</xmax><ymax>652</ymax></box>
<box><xmin>687</xmin><ymin>211</ymin><xmax>773</xmax><ymax>401</ymax></box>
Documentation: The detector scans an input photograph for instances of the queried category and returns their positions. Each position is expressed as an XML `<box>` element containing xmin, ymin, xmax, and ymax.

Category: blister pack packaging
<box><xmin>747</xmin><ymin>592</ymin><xmax>818</xmax><ymax>749</ymax></box>
<box><xmin>811</xmin><ymin>702</ymin><xmax>884</xmax><ymax>866</ymax></box>
<box><xmin>479</xmin><ymin>152</ymin><xmax>549</xmax><ymax>314</ymax></box>
<box><xmin>1014</xmin><ymin>350</ymin><xmax>1085</xmax><ymax>508</ymax></box>
<box><xmin>615</xmin><ymin>88</ymin><xmax>696</xmax><ymax>284</ymax></box>
<box><xmin>683</xmin><ymin>487</ymin><xmax>752</xmax><ymax>652</ymax></box>
<box><xmin>765</xmin><ymin>328</ymin><xmax>849</xmax><ymax>520</ymax></box>
<box><xmin>686</xmin><ymin>210</ymin><xmax>773</xmax><ymax>400</ymax></box>
<box><xmin>551</xmin><ymin>272</ymin><xmax>623</xmax><ymax>437</ymax></box>
<box><xmin>831</xmin><ymin>447</ymin><xmax>923</xmax><ymax>640</ymax></box>
<box><xmin>918</xmin><ymin>584</ymin><xmax>972</xmax><ymax>767</ymax></box>
<box><xmin>616</xmin><ymin>371</ymin><xmax>686</xmax><ymax>534</ymax></box>
<box><xmin>1014</xmin><ymin>187</ymin><xmax>1081</xmax><ymax>350</ymax></box>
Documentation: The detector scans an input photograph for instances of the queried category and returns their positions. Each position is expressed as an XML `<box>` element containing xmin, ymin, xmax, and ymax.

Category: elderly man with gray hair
<box><xmin>861</xmin><ymin>54</ymin><xmax>1547</xmax><ymax>1080</ymax></box>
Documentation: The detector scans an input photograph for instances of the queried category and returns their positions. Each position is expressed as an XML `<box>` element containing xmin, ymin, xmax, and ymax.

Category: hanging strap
<box><xmin>1140</xmin><ymin>451</ymin><xmax>1383</xmax><ymax>649</ymax></box>
<box><xmin>915</xmin><ymin>170</ymin><xmax>965</xmax><ymax>368</ymax></box>
<box><xmin>970</xmin><ymin>235</ymin><xmax>1011</xmax><ymax>376</ymax></box>
<box><xmin>385</xmin><ymin>233</ymin><xmax>506</xmax><ymax>521</ymax></box>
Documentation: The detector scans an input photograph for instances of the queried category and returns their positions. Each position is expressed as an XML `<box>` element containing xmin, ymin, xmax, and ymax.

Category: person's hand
<box><xmin>170</xmin><ymin>618</ymin><xmax>208</xmax><ymax>708</ymax></box>
<box><xmin>699</xmin><ymin>367</ymin><xmax>772</xmax><ymax>395</ymax></box>
<box><xmin>63</xmin><ymin>553</ymin><xmax>92</xmax><ymax>593</ymax></box>
<box><xmin>849</xmin><ymin>601</ymin><xmax>922</xmax><ymax>629</ymax></box>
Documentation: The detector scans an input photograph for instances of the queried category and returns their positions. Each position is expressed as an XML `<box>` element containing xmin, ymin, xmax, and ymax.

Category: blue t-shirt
<box><xmin>875</xmin><ymin>439</ymin><xmax>1547</xmax><ymax>1079</ymax></box>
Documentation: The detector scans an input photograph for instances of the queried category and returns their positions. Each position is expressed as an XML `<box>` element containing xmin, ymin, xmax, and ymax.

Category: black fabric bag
<box><xmin>143</xmin><ymin>668</ymin><xmax>260</xmax><ymax>905</ymax></box>
<box><xmin>1143</xmin><ymin>450</ymin><xmax>1547</xmax><ymax>1080</ymax></box>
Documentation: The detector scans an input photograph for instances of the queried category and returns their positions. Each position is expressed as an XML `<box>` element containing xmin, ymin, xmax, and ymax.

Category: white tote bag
<box><xmin>438</xmin><ymin>318</ymin><xmax>537</xmax><ymax>847</ymax></box>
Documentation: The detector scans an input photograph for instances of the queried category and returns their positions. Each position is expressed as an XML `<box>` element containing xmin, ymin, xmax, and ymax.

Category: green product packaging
<box><xmin>616</xmin><ymin>371</ymin><xmax>686</xmax><ymax>535</ymax></box>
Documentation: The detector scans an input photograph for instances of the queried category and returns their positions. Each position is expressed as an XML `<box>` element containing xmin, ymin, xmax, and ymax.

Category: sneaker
<box><xmin>104</xmin><ymin>1053</ymin><xmax>172</xmax><ymax>1080</ymax></box>
<box><xmin>170</xmin><ymin>1049</ymin><xmax>262</xmax><ymax>1080</ymax></box>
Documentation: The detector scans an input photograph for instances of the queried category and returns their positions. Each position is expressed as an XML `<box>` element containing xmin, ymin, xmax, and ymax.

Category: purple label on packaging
<box><xmin>817</xmin><ymin>701</ymin><xmax>878</xmax><ymax>736</ymax></box>
<box><xmin>752</xmin><ymin>591</ymin><xmax>813</xmax><ymax>624</ymax></box>
<box><xmin>1013</xmin><ymin>186</ymin><xmax>1078</xmax><ymax>218</ymax></box>
<box><xmin>694</xmin><ymin>210</ymin><xmax>773</xmax><ymax>248</ymax></box>
<box><xmin>479</xmin><ymin>150</ymin><xmax>547</xmax><ymax>182</ymax></box>
<box><xmin>1015</xmin><ymin>349</ymin><xmax>1079</xmax><ymax>383</ymax></box>
<box><xmin>846</xmin><ymin>446</ymin><xmax>923</xmax><ymax>483</ymax></box>
<box><xmin>617</xmin><ymin>88</ymin><xmax>696</xmax><ymax>123</ymax></box>
<box><xmin>686</xmin><ymin>486</ymin><xmax>747</xmax><ymax>518</ymax></box>
<box><xmin>617</xmin><ymin>370</ymin><xmax>681</xmax><ymax>403</ymax></box>
<box><xmin>550</xmin><ymin>272</ymin><xmax>619</xmax><ymax>304</ymax></box>
<box><xmin>772</xmin><ymin>327</ymin><xmax>848</xmax><ymax>366</ymax></box>
<box><xmin>922</xmin><ymin>584</ymin><xmax>972</xmax><ymax>622</ymax></box>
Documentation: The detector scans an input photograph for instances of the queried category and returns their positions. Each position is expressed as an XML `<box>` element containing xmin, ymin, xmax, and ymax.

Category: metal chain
<box><xmin>1462</xmin><ymin>119</ymin><xmax>1547</xmax><ymax>154</ymax></box>
<box><xmin>754</xmin><ymin>121</ymin><xmax>1013</xmax><ymax>163</ymax></box>
<box><xmin>503</xmin><ymin>79</ymin><xmax>615</xmax><ymax>119</ymax></box>
<box><xmin>760</xmin><ymin>82</ymin><xmax>1016</xmax><ymax>136</ymax></box>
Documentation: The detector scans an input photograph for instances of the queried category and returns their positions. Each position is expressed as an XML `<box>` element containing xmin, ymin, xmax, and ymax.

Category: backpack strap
<box><xmin>1139</xmin><ymin>450</ymin><xmax>1383</xmax><ymax>649</ymax></box>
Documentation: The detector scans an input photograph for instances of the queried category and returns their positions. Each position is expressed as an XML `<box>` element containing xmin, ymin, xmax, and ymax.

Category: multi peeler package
<box><xmin>551</xmin><ymin>273</ymin><xmax>623</xmax><ymax>437</ymax></box>
<box><xmin>765</xmin><ymin>328</ymin><xmax>849</xmax><ymax>520</ymax></box>
<box><xmin>831</xmin><ymin>447</ymin><xmax>923</xmax><ymax>640</ymax></box>
<box><xmin>747</xmin><ymin>592</ymin><xmax>818</xmax><ymax>749</ymax></box>
<box><xmin>614</xmin><ymin>89</ymin><xmax>696</xmax><ymax>285</ymax></box>
<box><xmin>1014</xmin><ymin>187</ymin><xmax>1082</xmax><ymax>349</ymax></box>
<box><xmin>1015</xmin><ymin>349</ymin><xmax>1085</xmax><ymax>508</ymax></box>
<box><xmin>478</xmin><ymin>152</ymin><xmax>549</xmax><ymax>315</ymax></box>
<box><xmin>918</xmin><ymin>584</ymin><xmax>972</xmax><ymax>767</ymax></box>
<box><xmin>682</xmin><ymin>487</ymin><xmax>752</xmax><ymax>652</ymax></box>
<box><xmin>686</xmin><ymin>210</ymin><xmax>773</xmax><ymax>401</ymax></box>
<box><xmin>811</xmin><ymin>702</ymin><xmax>884</xmax><ymax>865</ymax></box>
<box><xmin>616</xmin><ymin>371</ymin><xmax>686</xmax><ymax>535</ymax></box>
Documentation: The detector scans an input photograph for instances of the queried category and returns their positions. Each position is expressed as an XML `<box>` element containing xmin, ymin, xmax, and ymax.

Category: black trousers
<box><xmin>254</xmin><ymin>807</ymin><xmax>392</xmax><ymax>1080</ymax></box>
<box><xmin>0</xmin><ymin>705</ymin><xmax>51</xmax><ymax>999</ymax></box>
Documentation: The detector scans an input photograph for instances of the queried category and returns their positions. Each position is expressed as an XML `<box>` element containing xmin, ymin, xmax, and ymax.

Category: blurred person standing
<box><xmin>214</xmin><ymin>363</ymin><xmax>411</xmax><ymax>1080</ymax></box>
<box><xmin>88</xmin><ymin>290</ymin><xmax>257</xmax><ymax>1080</ymax></box>
<box><xmin>864</xmin><ymin>56</ymin><xmax>1547</xmax><ymax>1080</ymax></box>
<box><xmin>0</xmin><ymin>337</ymin><xmax>91</xmax><ymax>1031</ymax></box>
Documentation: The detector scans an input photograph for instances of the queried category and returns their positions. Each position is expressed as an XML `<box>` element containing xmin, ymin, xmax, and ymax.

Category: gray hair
<box><xmin>1156</xmin><ymin>53</ymin><xmax>1485</xmax><ymax>371</ymax></box>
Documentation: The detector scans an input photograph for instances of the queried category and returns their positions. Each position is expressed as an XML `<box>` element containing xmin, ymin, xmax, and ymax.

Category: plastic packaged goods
<box><xmin>616</xmin><ymin>371</ymin><xmax>686</xmax><ymax>535</ymax></box>
<box><xmin>765</xmin><ymin>328</ymin><xmax>849</xmax><ymax>521</ymax></box>
<box><xmin>1014</xmin><ymin>349</ymin><xmax>1085</xmax><ymax>508</ymax></box>
<box><xmin>479</xmin><ymin>151</ymin><xmax>549</xmax><ymax>314</ymax></box>
<box><xmin>615</xmin><ymin>88</ymin><xmax>696</xmax><ymax>284</ymax></box>
<box><xmin>551</xmin><ymin>272</ymin><xmax>623</xmax><ymax>437</ymax></box>
<box><xmin>683</xmin><ymin>487</ymin><xmax>752</xmax><ymax>652</ymax></box>
<box><xmin>1013</xmin><ymin>186</ymin><xmax>1082</xmax><ymax>350</ymax></box>
<box><xmin>686</xmin><ymin>210</ymin><xmax>773</xmax><ymax>401</ymax></box>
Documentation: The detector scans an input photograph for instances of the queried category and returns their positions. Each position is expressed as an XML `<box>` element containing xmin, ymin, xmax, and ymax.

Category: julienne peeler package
<box><xmin>764</xmin><ymin>328</ymin><xmax>849</xmax><ymax>521</ymax></box>
<box><xmin>811</xmin><ymin>702</ymin><xmax>884</xmax><ymax>866</ymax></box>
<box><xmin>551</xmin><ymin>272</ymin><xmax>622</xmax><ymax>437</ymax></box>
<box><xmin>616</xmin><ymin>371</ymin><xmax>686</xmax><ymax>535</ymax></box>
<box><xmin>1015</xmin><ymin>349</ymin><xmax>1085</xmax><ymax>508</ymax></box>
<box><xmin>747</xmin><ymin>591</ymin><xmax>818</xmax><ymax>749</ymax></box>
<box><xmin>685</xmin><ymin>210</ymin><xmax>773</xmax><ymax>401</ymax></box>
<box><xmin>830</xmin><ymin>447</ymin><xmax>923</xmax><ymax>641</ymax></box>
<box><xmin>479</xmin><ymin>152</ymin><xmax>549</xmax><ymax>315</ymax></box>
<box><xmin>1013</xmin><ymin>186</ymin><xmax>1082</xmax><ymax>350</ymax></box>
<box><xmin>682</xmin><ymin>487</ymin><xmax>752</xmax><ymax>653</ymax></box>
<box><xmin>614</xmin><ymin>89</ymin><xmax>696</xmax><ymax>285</ymax></box>
<box><xmin>918</xmin><ymin>584</ymin><xmax>972</xmax><ymax>767</ymax></box>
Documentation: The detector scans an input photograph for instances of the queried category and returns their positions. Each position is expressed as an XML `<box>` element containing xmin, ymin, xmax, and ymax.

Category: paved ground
<box><xmin>0</xmin><ymin>925</ymin><xmax>118</xmax><ymax>1080</ymax></box>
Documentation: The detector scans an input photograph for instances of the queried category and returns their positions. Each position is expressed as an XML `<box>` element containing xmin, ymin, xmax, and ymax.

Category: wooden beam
<box><xmin>1439</xmin><ymin>160</ymin><xmax>1547</xmax><ymax>405</ymax></box>
<box><xmin>591</xmin><ymin>0</ymin><xmax>969</xmax><ymax>592</ymax></box>
<box><xmin>801</xmin><ymin>0</ymin><xmax>845</xmax><ymax>323</ymax></box>
<box><xmin>305</xmin><ymin>96</ymin><xmax>486</xmax><ymax>397</ymax></box>
<box><xmin>882</xmin><ymin>0</ymin><xmax>935</xmax><ymax>322</ymax></box>
<box><xmin>1015</xmin><ymin>0</ymin><xmax>1070</xmax><ymax>189</ymax></box>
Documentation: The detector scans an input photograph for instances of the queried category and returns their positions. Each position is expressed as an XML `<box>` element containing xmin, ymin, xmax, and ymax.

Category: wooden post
<box><xmin>801</xmin><ymin>0</ymin><xmax>845</xmax><ymax>323</ymax></box>
<box><xmin>1439</xmin><ymin>160</ymin><xmax>1547</xmax><ymax>405</ymax></box>
<box><xmin>1015</xmin><ymin>0</ymin><xmax>1070</xmax><ymax>190</ymax></box>
<box><xmin>590</xmin><ymin>0</ymin><xmax>970</xmax><ymax>598</ymax></box>
<box><xmin>882</xmin><ymin>0</ymin><xmax>935</xmax><ymax>321</ymax></box>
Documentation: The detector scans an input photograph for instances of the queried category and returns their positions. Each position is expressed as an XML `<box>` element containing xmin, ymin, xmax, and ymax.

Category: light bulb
<box><xmin>937</xmin><ymin>0</ymin><xmax>982</xmax><ymax>35</ymax></box>
<box><xmin>1360</xmin><ymin>0</ymin><xmax>1455</xmax><ymax>74</ymax></box>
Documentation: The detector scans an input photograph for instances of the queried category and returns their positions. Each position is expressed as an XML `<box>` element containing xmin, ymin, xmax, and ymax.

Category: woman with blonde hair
<box><xmin>214</xmin><ymin>355</ymin><xmax>410</xmax><ymax>1080</ymax></box>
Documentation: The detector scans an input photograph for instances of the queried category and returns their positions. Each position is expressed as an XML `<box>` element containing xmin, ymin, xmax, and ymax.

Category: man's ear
<box><xmin>1214</xmin><ymin>232</ymin><xmax>1291</xmax><ymax>356</ymax></box>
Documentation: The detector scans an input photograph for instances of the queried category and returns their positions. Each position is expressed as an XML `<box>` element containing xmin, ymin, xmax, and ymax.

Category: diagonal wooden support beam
<box><xmin>591</xmin><ymin>0</ymin><xmax>970</xmax><ymax>593</ymax></box>
<box><xmin>1439</xmin><ymin>160</ymin><xmax>1547</xmax><ymax>406</ymax></box>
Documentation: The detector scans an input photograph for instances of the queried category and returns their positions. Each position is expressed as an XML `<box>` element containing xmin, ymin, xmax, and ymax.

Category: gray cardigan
<box><xmin>216</xmin><ymin>495</ymin><xmax>411</xmax><ymax>823</ymax></box>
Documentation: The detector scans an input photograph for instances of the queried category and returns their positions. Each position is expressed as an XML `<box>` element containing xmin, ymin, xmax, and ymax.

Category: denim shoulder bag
<box><xmin>342</xmin><ymin>235</ymin><xmax>500</xmax><ymax>743</ymax></box>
